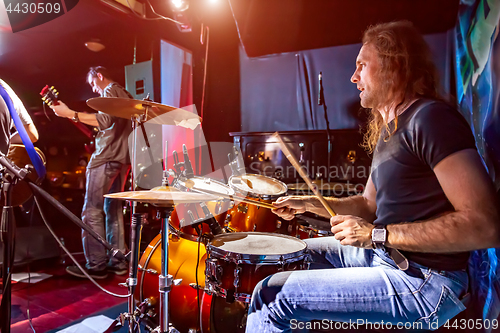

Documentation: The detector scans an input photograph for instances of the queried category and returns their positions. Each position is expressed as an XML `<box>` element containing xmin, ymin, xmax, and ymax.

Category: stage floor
<box><xmin>6</xmin><ymin>257</ymin><xmax>128</xmax><ymax>333</ymax></box>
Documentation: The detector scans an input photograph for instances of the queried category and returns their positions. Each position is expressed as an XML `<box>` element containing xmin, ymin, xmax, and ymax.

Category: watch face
<box><xmin>372</xmin><ymin>228</ymin><xmax>386</xmax><ymax>243</ymax></box>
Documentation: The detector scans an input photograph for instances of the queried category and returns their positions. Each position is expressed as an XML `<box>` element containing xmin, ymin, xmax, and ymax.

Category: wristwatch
<box><xmin>72</xmin><ymin>112</ymin><xmax>79</xmax><ymax>123</ymax></box>
<box><xmin>371</xmin><ymin>225</ymin><xmax>387</xmax><ymax>249</ymax></box>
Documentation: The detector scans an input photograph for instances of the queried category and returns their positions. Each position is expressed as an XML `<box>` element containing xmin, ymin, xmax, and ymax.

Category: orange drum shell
<box><xmin>136</xmin><ymin>233</ymin><xmax>207</xmax><ymax>333</ymax></box>
<box><xmin>226</xmin><ymin>200</ymin><xmax>299</xmax><ymax>236</ymax></box>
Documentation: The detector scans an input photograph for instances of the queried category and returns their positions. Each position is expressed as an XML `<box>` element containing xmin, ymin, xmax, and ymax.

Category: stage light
<box><xmin>85</xmin><ymin>39</ymin><xmax>105</xmax><ymax>52</ymax></box>
<box><xmin>171</xmin><ymin>0</ymin><xmax>189</xmax><ymax>12</ymax></box>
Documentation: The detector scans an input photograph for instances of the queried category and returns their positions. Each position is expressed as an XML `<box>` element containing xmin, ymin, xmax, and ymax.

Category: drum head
<box><xmin>177</xmin><ymin>176</ymin><xmax>235</xmax><ymax>196</ymax></box>
<box><xmin>228</xmin><ymin>174</ymin><xmax>287</xmax><ymax>199</ymax></box>
<box><xmin>208</xmin><ymin>232</ymin><xmax>306</xmax><ymax>263</ymax></box>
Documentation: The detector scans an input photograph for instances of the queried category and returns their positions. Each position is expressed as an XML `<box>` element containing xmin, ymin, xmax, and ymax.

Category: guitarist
<box><xmin>51</xmin><ymin>66</ymin><xmax>132</xmax><ymax>279</ymax></box>
<box><xmin>0</xmin><ymin>78</ymin><xmax>39</xmax><ymax>155</ymax></box>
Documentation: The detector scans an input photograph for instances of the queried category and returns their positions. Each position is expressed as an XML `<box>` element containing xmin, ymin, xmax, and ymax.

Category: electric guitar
<box><xmin>6</xmin><ymin>144</ymin><xmax>46</xmax><ymax>206</ymax></box>
<box><xmin>40</xmin><ymin>85</ymin><xmax>96</xmax><ymax>154</ymax></box>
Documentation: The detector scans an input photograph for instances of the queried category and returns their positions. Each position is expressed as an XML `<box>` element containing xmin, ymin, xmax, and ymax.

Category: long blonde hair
<box><xmin>360</xmin><ymin>21</ymin><xmax>440</xmax><ymax>153</ymax></box>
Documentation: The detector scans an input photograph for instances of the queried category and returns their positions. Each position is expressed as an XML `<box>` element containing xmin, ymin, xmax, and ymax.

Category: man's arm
<box><xmin>51</xmin><ymin>101</ymin><xmax>99</xmax><ymax>127</ymax></box>
<box><xmin>331</xmin><ymin>149</ymin><xmax>500</xmax><ymax>251</ymax></box>
<box><xmin>10</xmin><ymin>123</ymin><xmax>39</xmax><ymax>143</ymax></box>
<box><xmin>385</xmin><ymin>149</ymin><xmax>500</xmax><ymax>252</ymax></box>
<box><xmin>272</xmin><ymin>175</ymin><xmax>377</xmax><ymax>222</ymax></box>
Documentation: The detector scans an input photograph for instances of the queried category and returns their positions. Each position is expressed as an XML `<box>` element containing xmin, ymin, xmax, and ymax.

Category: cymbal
<box><xmin>104</xmin><ymin>187</ymin><xmax>220</xmax><ymax>206</ymax></box>
<box><xmin>86</xmin><ymin>97</ymin><xmax>201</xmax><ymax>129</ymax></box>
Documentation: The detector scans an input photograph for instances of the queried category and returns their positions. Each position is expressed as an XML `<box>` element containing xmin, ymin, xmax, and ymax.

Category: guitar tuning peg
<box><xmin>41</xmin><ymin>97</ymin><xmax>46</xmax><ymax>101</ymax></box>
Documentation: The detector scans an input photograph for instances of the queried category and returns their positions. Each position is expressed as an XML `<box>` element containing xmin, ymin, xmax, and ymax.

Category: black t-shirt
<box><xmin>371</xmin><ymin>99</ymin><xmax>477</xmax><ymax>271</ymax></box>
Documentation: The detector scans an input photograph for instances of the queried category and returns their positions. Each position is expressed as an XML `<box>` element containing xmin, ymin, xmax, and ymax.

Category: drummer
<box><xmin>245</xmin><ymin>21</ymin><xmax>500</xmax><ymax>332</ymax></box>
<box><xmin>51</xmin><ymin>66</ymin><xmax>132</xmax><ymax>279</ymax></box>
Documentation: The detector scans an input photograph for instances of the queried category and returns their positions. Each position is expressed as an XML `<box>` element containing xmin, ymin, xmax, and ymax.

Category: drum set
<box><xmin>109</xmin><ymin>172</ymin><xmax>315</xmax><ymax>333</ymax></box>
<box><xmin>85</xmin><ymin>96</ymin><xmax>330</xmax><ymax>333</ymax></box>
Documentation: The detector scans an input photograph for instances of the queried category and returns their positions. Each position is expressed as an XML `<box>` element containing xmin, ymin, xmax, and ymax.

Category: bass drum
<box><xmin>200</xmin><ymin>293</ymin><xmax>247</xmax><ymax>333</ymax></box>
<box><xmin>136</xmin><ymin>233</ymin><xmax>207</xmax><ymax>333</ymax></box>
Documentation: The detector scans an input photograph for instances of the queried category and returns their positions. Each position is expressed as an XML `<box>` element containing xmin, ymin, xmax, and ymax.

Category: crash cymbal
<box><xmin>86</xmin><ymin>97</ymin><xmax>201</xmax><ymax>129</ymax></box>
<box><xmin>104</xmin><ymin>187</ymin><xmax>220</xmax><ymax>206</ymax></box>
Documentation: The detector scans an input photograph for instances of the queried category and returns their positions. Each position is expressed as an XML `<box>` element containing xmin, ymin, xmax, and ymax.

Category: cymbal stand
<box><xmin>125</xmin><ymin>213</ymin><xmax>144</xmax><ymax>333</ymax></box>
<box><xmin>152</xmin><ymin>205</ymin><xmax>181</xmax><ymax>333</ymax></box>
<box><xmin>125</xmin><ymin>101</ymin><xmax>150</xmax><ymax>332</ymax></box>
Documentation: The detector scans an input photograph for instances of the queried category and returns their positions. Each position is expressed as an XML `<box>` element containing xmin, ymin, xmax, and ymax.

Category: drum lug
<box><xmin>276</xmin><ymin>220</ymin><xmax>282</xmax><ymax>228</ymax></box>
<box><xmin>206</xmin><ymin>258</ymin><xmax>221</xmax><ymax>282</ymax></box>
<box><xmin>233</xmin><ymin>266</ymin><xmax>242</xmax><ymax>289</ymax></box>
<box><xmin>140</xmin><ymin>267</ymin><xmax>158</xmax><ymax>275</ymax></box>
<box><xmin>237</xmin><ymin>204</ymin><xmax>248</xmax><ymax>214</ymax></box>
<box><xmin>278</xmin><ymin>255</ymin><xmax>285</xmax><ymax>271</ymax></box>
<box><xmin>304</xmin><ymin>253</ymin><xmax>312</xmax><ymax>269</ymax></box>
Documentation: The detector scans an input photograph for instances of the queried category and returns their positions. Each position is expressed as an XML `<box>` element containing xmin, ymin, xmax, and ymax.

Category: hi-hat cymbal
<box><xmin>86</xmin><ymin>97</ymin><xmax>201</xmax><ymax>129</ymax></box>
<box><xmin>104</xmin><ymin>187</ymin><xmax>220</xmax><ymax>206</ymax></box>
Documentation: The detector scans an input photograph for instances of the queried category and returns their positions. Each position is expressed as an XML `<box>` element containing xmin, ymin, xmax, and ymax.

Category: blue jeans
<box><xmin>82</xmin><ymin>162</ymin><xmax>129</xmax><ymax>271</ymax></box>
<box><xmin>246</xmin><ymin>237</ymin><xmax>468</xmax><ymax>332</ymax></box>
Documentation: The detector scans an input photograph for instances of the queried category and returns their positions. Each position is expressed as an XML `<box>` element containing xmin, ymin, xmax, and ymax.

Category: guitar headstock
<box><xmin>40</xmin><ymin>85</ymin><xmax>59</xmax><ymax>106</ymax></box>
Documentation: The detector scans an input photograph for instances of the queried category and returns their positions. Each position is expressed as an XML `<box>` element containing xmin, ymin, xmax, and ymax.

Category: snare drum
<box><xmin>205</xmin><ymin>232</ymin><xmax>308</xmax><ymax>303</ymax></box>
<box><xmin>226</xmin><ymin>174</ymin><xmax>293</xmax><ymax>234</ymax></box>
<box><xmin>171</xmin><ymin>177</ymin><xmax>234</xmax><ymax>240</ymax></box>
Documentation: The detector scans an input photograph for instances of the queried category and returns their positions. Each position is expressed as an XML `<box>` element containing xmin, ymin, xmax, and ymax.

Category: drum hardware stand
<box><xmin>156</xmin><ymin>205</ymin><xmax>182</xmax><ymax>333</ymax></box>
<box><xmin>122</xmin><ymin>213</ymin><xmax>145</xmax><ymax>333</ymax></box>
<box><xmin>318</xmin><ymin>72</ymin><xmax>332</xmax><ymax>183</ymax></box>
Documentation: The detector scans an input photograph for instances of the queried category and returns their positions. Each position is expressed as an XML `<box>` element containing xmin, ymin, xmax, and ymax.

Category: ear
<box><xmin>97</xmin><ymin>73</ymin><xmax>104</xmax><ymax>81</ymax></box>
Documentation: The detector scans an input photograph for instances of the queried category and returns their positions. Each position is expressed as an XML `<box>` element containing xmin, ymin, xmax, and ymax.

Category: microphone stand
<box><xmin>0</xmin><ymin>154</ymin><xmax>28</xmax><ymax>333</ymax></box>
<box><xmin>318</xmin><ymin>72</ymin><xmax>332</xmax><ymax>183</ymax></box>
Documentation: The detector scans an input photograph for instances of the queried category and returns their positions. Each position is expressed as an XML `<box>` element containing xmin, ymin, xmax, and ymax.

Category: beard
<box><xmin>360</xmin><ymin>87</ymin><xmax>383</xmax><ymax>109</ymax></box>
<box><xmin>360</xmin><ymin>76</ymin><xmax>391</xmax><ymax>110</ymax></box>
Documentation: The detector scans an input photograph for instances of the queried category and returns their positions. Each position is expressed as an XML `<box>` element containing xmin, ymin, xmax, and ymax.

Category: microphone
<box><xmin>162</xmin><ymin>141</ymin><xmax>169</xmax><ymax>186</ymax></box>
<box><xmin>318</xmin><ymin>72</ymin><xmax>323</xmax><ymax>106</ymax></box>
<box><xmin>200</xmin><ymin>203</ymin><xmax>223</xmax><ymax>235</ymax></box>
<box><xmin>183</xmin><ymin>144</ymin><xmax>194</xmax><ymax>178</ymax></box>
<box><xmin>0</xmin><ymin>153</ymin><xmax>29</xmax><ymax>180</ymax></box>
<box><xmin>172</xmin><ymin>150</ymin><xmax>182</xmax><ymax>177</ymax></box>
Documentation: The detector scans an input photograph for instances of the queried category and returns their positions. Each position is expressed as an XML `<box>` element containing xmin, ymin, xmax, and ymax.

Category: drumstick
<box><xmin>182</xmin><ymin>179</ymin><xmax>275</xmax><ymax>209</ymax></box>
<box><xmin>272</xmin><ymin>132</ymin><xmax>336</xmax><ymax>217</ymax></box>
